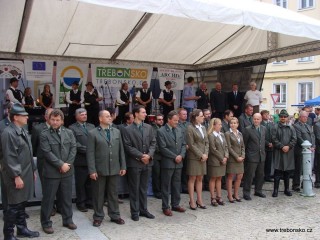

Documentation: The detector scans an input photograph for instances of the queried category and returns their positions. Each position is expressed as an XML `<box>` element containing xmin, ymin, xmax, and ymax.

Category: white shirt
<box><xmin>213</xmin><ymin>131</ymin><xmax>223</xmax><ymax>143</ymax></box>
<box><xmin>6</xmin><ymin>87</ymin><xmax>23</xmax><ymax>103</ymax></box>
<box><xmin>66</xmin><ymin>89</ymin><xmax>84</xmax><ymax>104</ymax></box>
<box><xmin>195</xmin><ymin>124</ymin><xmax>204</xmax><ymax>138</ymax></box>
<box><xmin>136</xmin><ymin>89</ymin><xmax>153</xmax><ymax>100</ymax></box>
<box><xmin>159</xmin><ymin>89</ymin><xmax>177</xmax><ymax>100</ymax></box>
<box><xmin>244</xmin><ymin>90</ymin><xmax>262</xmax><ymax>106</ymax></box>
<box><xmin>81</xmin><ymin>89</ymin><xmax>102</xmax><ymax>100</ymax></box>
<box><xmin>116</xmin><ymin>90</ymin><xmax>132</xmax><ymax>105</ymax></box>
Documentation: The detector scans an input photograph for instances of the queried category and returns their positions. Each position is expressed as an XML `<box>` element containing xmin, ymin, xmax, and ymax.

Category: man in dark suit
<box><xmin>40</xmin><ymin>109</ymin><xmax>77</xmax><ymax>234</ymax></box>
<box><xmin>261</xmin><ymin>110</ymin><xmax>274</xmax><ymax>182</ymax></box>
<box><xmin>157</xmin><ymin>111</ymin><xmax>186</xmax><ymax>216</ymax></box>
<box><xmin>228</xmin><ymin>83</ymin><xmax>244</xmax><ymax>118</ymax></box>
<box><xmin>292</xmin><ymin>110</ymin><xmax>315</xmax><ymax>192</ymax></box>
<box><xmin>122</xmin><ymin>105</ymin><xmax>156</xmax><ymax>221</ymax></box>
<box><xmin>196</xmin><ymin>82</ymin><xmax>210</xmax><ymax>110</ymax></box>
<box><xmin>221</xmin><ymin>110</ymin><xmax>234</xmax><ymax>133</ymax></box>
<box><xmin>178</xmin><ymin>109</ymin><xmax>189</xmax><ymax>193</ymax></box>
<box><xmin>69</xmin><ymin>108</ymin><xmax>95</xmax><ymax>212</ymax></box>
<box><xmin>243</xmin><ymin>113</ymin><xmax>267</xmax><ymax>200</ymax></box>
<box><xmin>210</xmin><ymin>82</ymin><xmax>228</xmax><ymax>120</ymax></box>
<box><xmin>238</xmin><ymin>104</ymin><xmax>253</xmax><ymax>133</ymax></box>
<box><xmin>152</xmin><ymin>114</ymin><xmax>164</xmax><ymax>199</ymax></box>
<box><xmin>1</xmin><ymin>103</ymin><xmax>39</xmax><ymax>239</ymax></box>
<box><xmin>87</xmin><ymin>110</ymin><xmax>126</xmax><ymax>227</ymax></box>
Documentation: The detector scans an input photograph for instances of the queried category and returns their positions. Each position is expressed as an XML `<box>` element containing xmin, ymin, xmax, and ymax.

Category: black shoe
<box><xmin>254</xmin><ymin>192</ymin><xmax>266</xmax><ymax>198</ymax></box>
<box><xmin>196</xmin><ymin>201</ymin><xmax>207</xmax><ymax>209</ymax></box>
<box><xmin>284</xmin><ymin>190</ymin><xmax>292</xmax><ymax>196</ymax></box>
<box><xmin>265</xmin><ymin>177</ymin><xmax>274</xmax><ymax>182</ymax></box>
<box><xmin>77</xmin><ymin>205</ymin><xmax>88</xmax><ymax>212</ymax></box>
<box><xmin>315</xmin><ymin>183</ymin><xmax>320</xmax><ymax>188</ymax></box>
<box><xmin>131</xmin><ymin>215</ymin><xmax>139</xmax><ymax>221</ymax></box>
<box><xmin>243</xmin><ymin>195</ymin><xmax>252</xmax><ymax>201</ymax></box>
<box><xmin>17</xmin><ymin>227</ymin><xmax>40</xmax><ymax>238</ymax></box>
<box><xmin>139</xmin><ymin>211</ymin><xmax>155</xmax><ymax>219</ymax></box>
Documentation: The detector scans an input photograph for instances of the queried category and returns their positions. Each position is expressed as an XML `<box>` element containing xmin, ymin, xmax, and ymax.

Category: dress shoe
<box><xmin>233</xmin><ymin>195</ymin><xmax>242</xmax><ymax>202</ymax></box>
<box><xmin>17</xmin><ymin>227</ymin><xmax>40</xmax><ymax>238</ymax></box>
<box><xmin>111</xmin><ymin>218</ymin><xmax>125</xmax><ymax>225</ymax></box>
<box><xmin>284</xmin><ymin>190</ymin><xmax>292</xmax><ymax>196</ymax></box>
<box><xmin>210</xmin><ymin>198</ymin><xmax>218</xmax><ymax>207</ymax></box>
<box><xmin>196</xmin><ymin>201</ymin><xmax>207</xmax><ymax>209</ymax></box>
<box><xmin>43</xmin><ymin>226</ymin><xmax>54</xmax><ymax>234</ymax></box>
<box><xmin>216</xmin><ymin>197</ymin><xmax>225</xmax><ymax>206</ymax></box>
<box><xmin>254</xmin><ymin>192</ymin><xmax>266</xmax><ymax>198</ymax></box>
<box><xmin>77</xmin><ymin>205</ymin><xmax>88</xmax><ymax>212</ymax></box>
<box><xmin>227</xmin><ymin>197</ymin><xmax>235</xmax><ymax>203</ymax></box>
<box><xmin>172</xmin><ymin>206</ymin><xmax>186</xmax><ymax>212</ymax></box>
<box><xmin>243</xmin><ymin>195</ymin><xmax>252</xmax><ymax>201</ymax></box>
<box><xmin>63</xmin><ymin>223</ymin><xmax>77</xmax><ymax>230</ymax></box>
<box><xmin>189</xmin><ymin>202</ymin><xmax>197</xmax><ymax>210</ymax></box>
<box><xmin>139</xmin><ymin>211</ymin><xmax>155</xmax><ymax>219</ymax></box>
<box><xmin>93</xmin><ymin>220</ymin><xmax>102</xmax><ymax>227</ymax></box>
<box><xmin>163</xmin><ymin>209</ymin><xmax>173</xmax><ymax>216</ymax></box>
<box><xmin>85</xmin><ymin>204</ymin><xmax>94</xmax><ymax>209</ymax></box>
<box><xmin>131</xmin><ymin>215</ymin><xmax>139</xmax><ymax>221</ymax></box>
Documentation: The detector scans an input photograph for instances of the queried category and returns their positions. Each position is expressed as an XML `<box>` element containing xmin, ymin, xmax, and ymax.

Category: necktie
<box><xmin>248</xmin><ymin>117</ymin><xmax>252</xmax><ymax>124</ymax></box>
<box><xmin>105</xmin><ymin>129</ymin><xmax>110</xmax><ymax>141</ymax></box>
<box><xmin>21</xmin><ymin>129</ymin><xmax>28</xmax><ymax>142</ymax></box>
<box><xmin>172</xmin><ymin>128</ymin><xmax>176</xmax><ymax>141</ymax></box>
<box><xmin>234</xmin><ymin>91</ymin><xmax>237</xmax><ymax>98</ymax></box>
<box><xmin>56</xmin><ymin>129</ymin><xmax>61</xmax><ymax>139</ymax></box>
<box><xmin>138</xmin><ymin>125</ymin><xmax>143</xmax><ymax>137</ymax></box>
<box><xmin>83</xmin><ymin>124</ymin><xmax>88</xmax><ymax>134</ymax></box>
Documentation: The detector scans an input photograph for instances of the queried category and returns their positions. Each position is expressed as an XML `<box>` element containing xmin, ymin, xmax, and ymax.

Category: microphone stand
<box><xmin>100</xmin><ymin>85</ymin><xmax>106</xmax><ymax>110</ymax></box>
<box><xmin>104</xmin><ymin>80</ymin><xmax>114</xmax><ymax>108</ymax></box>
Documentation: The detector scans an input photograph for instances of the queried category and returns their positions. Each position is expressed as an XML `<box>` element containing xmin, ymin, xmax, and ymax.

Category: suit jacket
<box><xmin>221</xmin><ymin>120</ymin><xmax>229</xmax><ymax>133</ymax></box>
<box><xmin>195</xmin><ymin>89</ymin><xmax>209</xmax><ymax>110</ymax></box>
<box><xmin>122</xmin><ymin>122</ymin><xmax>156</xmax><ymax>168</ymax></box>
<box><xmin>40</xmin><ymin>126</ymin><xmax>77</xmax><ymax>178</ymax></box>
<box><xmin>1</xmin><ymin>123</ymin><xmax>36</xmax><ymax>203</ymax></box>
<box><xmin>31</xmin><ymin>122</ymin><xmax>49</xmax><ymax>158</ymax></box>
<box><xmin>238</xmin><ymin>113</ymin><xmax>252</xmax><ymax>133</ymax></box>
<box><xmin>210</xmin><ymin>90</ymin><xmax>228</xmax><ymax>113</ymax></box>
<box><xmin>225</xmin><ymin>131</ymin><xmax>245</xmax><ymax>163</ymax></box>
<box><xmin>157</xmin><ymin>124</ymin><xmax>186</xmax><ymax>169</ymax></box>
<box><xmin>293</xmin><ymin>121</ymin><xmax>315</xmax><ymax>151</ymax></box>
<box><xmin>261</xmin><ymin>120</ymin><xmax>274</xmax><ymax>152</ymax></box>
<box><xmin>87</xmin><ymin>126</ymin><xmax>126</xmax><ymax>176</ymax></box>
<box><xmin>69</xmin><ymin>122</ymin><xmax>95</xmax><ymax>166</ymax></box>
<box><xmin>228</xmin><ymin>91</ymin><xmax>244</xmax><ymax>117</ymax></box>
<box><xmin>186</xmin><ymin>124</ymin><xmax>209</xmax><ymax>162</ymax></box>
<box><xmin>208</xmin><ymin>132</ymin><xmax>229</xmax><ymax>167</ymax></box>
<box><xmin>243</xmin><ymin>125</ymin><xmax>266</xmax><ymax>163</ymax></box>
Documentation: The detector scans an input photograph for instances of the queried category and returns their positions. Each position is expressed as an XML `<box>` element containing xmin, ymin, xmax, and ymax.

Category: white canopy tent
<box><xmin>1</xmin><ymin>0</ymin><xmax>320</xmax><ymax>69</ymax></box>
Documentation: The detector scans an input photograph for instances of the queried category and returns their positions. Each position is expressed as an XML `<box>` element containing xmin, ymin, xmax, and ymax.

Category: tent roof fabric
<box><xmin>1</xmin><ymin>0</ymin><xmax>320</xmax><ymax>69</ymax></box>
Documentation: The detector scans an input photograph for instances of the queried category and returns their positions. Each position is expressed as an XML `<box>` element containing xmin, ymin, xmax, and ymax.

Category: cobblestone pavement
<box><xmin>0</xmin><ymin>181</ymin><xmax>319</xmax><ymax>240</ymax></box>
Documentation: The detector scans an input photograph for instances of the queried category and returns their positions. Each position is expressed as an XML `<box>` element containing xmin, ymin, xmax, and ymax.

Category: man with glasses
<box><xmin>151</xmin><ymin>114</ymin><xmax>164</xmax><ymax>199</ymax></box>
<box><xmin>292</xmin><ymin>111</ymin><xmax>315</xmax><ymax>192</ymax></box>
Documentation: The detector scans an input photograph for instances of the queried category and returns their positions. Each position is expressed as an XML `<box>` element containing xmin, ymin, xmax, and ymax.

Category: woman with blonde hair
<box><xmin>225</xmin><ymin>117</ymin><xmax>245</xmax><ymax>202</ymax></box>
<box><xmin>207</xmin><ymin>118</ymin><xmax>229</xmax><ymax>206</ymax></box>
<box><xmin>186</xmin><ymin>109</ymin><xmax>209</xmax><ymax>210</ymax></box>
<box><xmin>39</xmin><ymin>84</ymin><xmax>53</xmax><ymax>110</ymax></box>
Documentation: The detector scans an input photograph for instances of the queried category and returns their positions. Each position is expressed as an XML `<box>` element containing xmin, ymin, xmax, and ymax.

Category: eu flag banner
<box><xmin>24</xmin><ymin>59</ymin><xmax>53</xmax><ymax>81</ymax></box>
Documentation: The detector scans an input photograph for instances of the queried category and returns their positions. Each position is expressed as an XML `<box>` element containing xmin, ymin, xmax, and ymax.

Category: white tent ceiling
<box><xmin>1</xmin><ymin>0</ymin><xmax>320</xmax><ymax>69</ymax></box>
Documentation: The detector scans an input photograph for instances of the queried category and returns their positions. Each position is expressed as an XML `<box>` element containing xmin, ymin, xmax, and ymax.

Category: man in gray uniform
<box><xmin>238</xmin><ymin>104</ymin><xmax>253</xmax><ymax>133</ymax></box>
<box><xmin>69</xmin><ymin>108</ymin><xmax>95</xmax><ymax>212</ymax></box>
<box><xmin>40</xmin><ymin>109</ymin><xmax>77</xmax><ymax>234</ymax></box>
<box><xmin>157</xmin><ymin>111</ymin><xmax>186</xmax><ymax>216</ymax></box>
<box><xmin>243</xmin><ymin>113</ymin><xmax>267</xmax><ymax>200</ymax></box>
<box><xmin>122</xmin><ymin>105</ymin><xmax>156</xmax><ymax>221</ymax></box>
<box><xmin>87</xmin><ymin>110</ymin><xmax>126</xmax><ymax>227</ymax></box>
<box><xmin>1</xmin><ymin>103</ymin><xmax>39</xmax><ymax>239</ymax></box>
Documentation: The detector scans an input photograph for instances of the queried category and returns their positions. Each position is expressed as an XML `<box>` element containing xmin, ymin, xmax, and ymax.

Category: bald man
<box><xmin>242</xmin><ymin>113</ymin><xmax>267</xmax><ymax>200</ymax></box>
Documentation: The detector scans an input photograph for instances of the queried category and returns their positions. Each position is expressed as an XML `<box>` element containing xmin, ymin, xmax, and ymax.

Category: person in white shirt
<box><xmin>6</xmin><ymin>77</ymin><xmax>23</xmax><ymax>104</ymax></box>
<box><xmin>158</xmin><ymin>81</ymin><xmax>176</xmax><ymax>123</ymax></box>
<box><xmin>116</xmin><ymin>83</ymin><xmax>132</xmax><ymax>124</ymax></box>
<box><xmin>66</xmin><ymin>81</ymin><xmax>84</xmax><ymax>126</ymax></box>
<box><xmin>136</xmin><ymin>81</ymin><xmax>152</xmax><ymax>115</ymax></box>
<box><xmin>244</xmin><ymin>82</ymin><xmax>262</xmax><ymax>114</ymax></box>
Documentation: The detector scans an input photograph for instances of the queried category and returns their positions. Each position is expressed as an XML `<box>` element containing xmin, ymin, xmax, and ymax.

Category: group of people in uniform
<box><xmin>0</xmin><ymin>77</ymin><xmax>317</xmax><ymax>240</ymax></box>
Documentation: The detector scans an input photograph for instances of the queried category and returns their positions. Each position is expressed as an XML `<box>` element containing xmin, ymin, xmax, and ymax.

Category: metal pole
<box><xmin>300</xmin><ymin>140</ymin><xmax>316</xmax><ymax>197</ymax></box>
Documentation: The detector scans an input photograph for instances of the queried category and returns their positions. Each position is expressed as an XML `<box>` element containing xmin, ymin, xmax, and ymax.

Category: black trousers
<box><xmin>243</xmin><ymin>161</ymin><xmax>265</xmax><ymax>197</ymax></box>
<box><xmin>86</xmin><ymin>106</ymin><xmax>100</xmax><ymax>127</ymax></box>
<box><xmin>127</xmin><ymin>166</ymin><xmax>151</xmax><ymax>217</ymax></box>
<box><xmin>152</xmin><ymin>157</ymin><xmax>161</xmax><ymax>196</ymax></box>
<box><xmin>161</xmin><ymin>168</ymin><xmax>182</xmax><ymax>210</ymax></box>
<box><xmin>74</xmin><ymin>166</ymin><xmax>92</xmax><ymax>207</ymax></box>
<box><xmin>41</xmin><ymin>176</ymin><xmax>73</xmax><ymax>228</ymax></box>
<box><xmin>293</xmin><ymin>151</ymin><xmax>302</xmax><ymax>187</ymax></box>
<box><xmin>264</xmin><ymin>150</ymin><xmax>273</xmax><ymax>178</ymax></box>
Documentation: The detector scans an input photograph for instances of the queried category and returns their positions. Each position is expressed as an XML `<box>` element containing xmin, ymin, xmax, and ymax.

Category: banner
<box><xmin>55</xmin><ymin>62</ymin><xmax>88</xmax><ymax>108</ymax></box>
<box><xmin>158</xmin><ymin>68</ymin><xmax>184</xmax><ymax>90</ymax></box>
<box><xmin>24</xmin><ymin>59</ymin><xmax>54</xmax><ymax>81</ymax></box>
<box><xmin>91</xmin><ymin>64</ymin><xmax>153</xmax><ymax>88</ymax></box>
<box><xmin>0</xmin><ymin>60</ymin><xmax>25</xmax><ymax>81</ymax></box>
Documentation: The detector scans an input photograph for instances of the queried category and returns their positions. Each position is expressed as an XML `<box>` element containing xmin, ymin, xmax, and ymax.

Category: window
<box><xmin>298</xmin><ymin>56</ymin><xmax>314</xmax><ymax>62</ymax></box>
<box><xmin>299</xmin><ymin>0</ymin><xmax>314</xmax><ymax>9</ymax></box>
<box><xmin>298</xmin><ymin>82</ymin><xmax>313</xmax><ymax>103</ymax></box>
<box><xmin>272</xmin><ymin>60</ymin><xmax>287</xmax><ymax>65</ymax></box>
<box><xmin>273</xmin><ymin>83</ymin><xmax>286</xmax><ymax>106</ymax></box>
<box><xmin>275</xmin><ymin>0</ymin><xmax>287</xmax><ymax>8</ymax></box>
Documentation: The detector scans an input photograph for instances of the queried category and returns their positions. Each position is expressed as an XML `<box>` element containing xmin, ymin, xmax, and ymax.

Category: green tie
<box><xmin>172</xmin><ymin>128</ymin><xmax>176</xmax><ymax>141</ymax></box>
<box><xmin>83</xmin><ymin>124</ymin><xmax>88</xmax><ymax>134</ymax></box>
<box><xmin>105</xmin><ymin>129</ymin><xmax>110</xmax><ymax>141</ymax></box>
